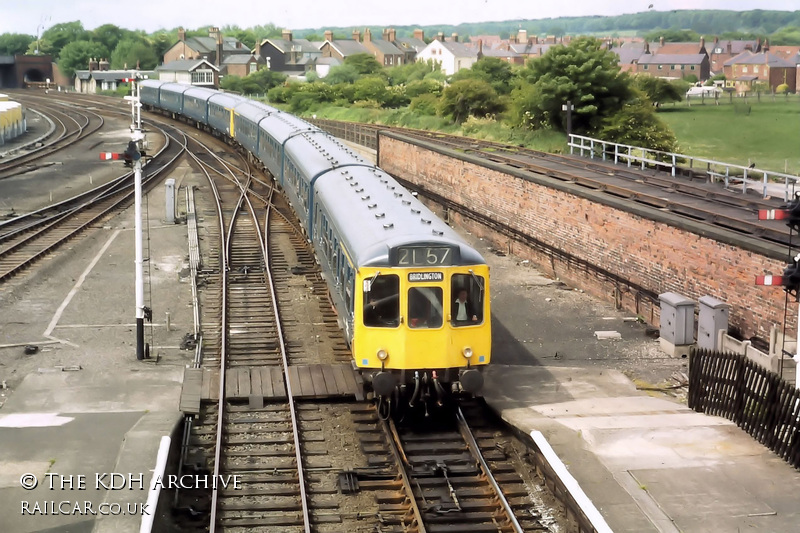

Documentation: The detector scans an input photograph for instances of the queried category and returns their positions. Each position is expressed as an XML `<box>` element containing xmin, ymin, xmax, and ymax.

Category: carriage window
<box><xmin>363</xmin><ymin>274</ymin><xmax>399</xmax><ymax>327</ymax></box>
<box><xmin>408</xmin><ymin>287</ymin><xmax>443</xmax><ymax>329</ymax></box>
<box><xmin>451</xmin><ymin>273</ymin><xmax>484</xmax><ymax>326</ymax></box>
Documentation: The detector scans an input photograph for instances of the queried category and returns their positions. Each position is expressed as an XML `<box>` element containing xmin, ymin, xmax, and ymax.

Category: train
<box><xmin>139</xmin><ymin>79</ymin><xmax>491</xmax><ymax>403</ymax></box>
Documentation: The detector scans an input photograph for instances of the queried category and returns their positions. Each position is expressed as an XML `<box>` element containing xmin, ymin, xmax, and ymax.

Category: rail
<box><xmin>568</xmin><ymin>133</ymin><xmax>800</xmax><ymax>201</ymax></box>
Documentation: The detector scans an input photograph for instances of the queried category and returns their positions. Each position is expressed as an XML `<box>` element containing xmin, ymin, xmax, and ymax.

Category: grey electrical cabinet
<box><xmin>698</xmin><ymin>296</ymin><xmax>729</xmax><ymax>350</ymax></box>
<box><xmin>659</xmin><ymin>292</ymin><xmax>696</xmax><ymax>346</ymax></box>
<box><xmin>165</xmin><ymin>179</ymin><xmax>176</xmax><ymax>224</ymax></box>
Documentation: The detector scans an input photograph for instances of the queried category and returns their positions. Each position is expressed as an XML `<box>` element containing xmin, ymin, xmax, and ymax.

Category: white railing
<box><xmin>568</xmin><ymin>134</ymin><xmax>800</xmax><ymax>201</ymax></box>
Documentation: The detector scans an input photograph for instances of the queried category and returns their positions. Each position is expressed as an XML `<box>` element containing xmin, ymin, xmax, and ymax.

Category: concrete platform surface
<box><xmin>0</xmin><ymin>155</ymin><xmax>200</xmax><ymax>532</ymax></box>
<box><xmin>483</xmin><ymin>365</ymin><xmax>800</xmax><ymax>532</ymax></box>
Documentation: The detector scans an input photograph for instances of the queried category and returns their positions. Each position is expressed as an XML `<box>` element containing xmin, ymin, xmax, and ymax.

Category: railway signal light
<box><xmin>758</xmin><ymin>194</ymin><xmax>800</xmax><ymax>233</ymax></box>
<box><xmin>756</xmin><ymin>254</ymin><xmax>800</xmax><ymax>300</ymax></box>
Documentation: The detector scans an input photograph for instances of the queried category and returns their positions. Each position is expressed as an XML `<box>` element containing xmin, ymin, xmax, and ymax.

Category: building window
<box><xmin>657</xmin><ymin>65</ymin><xmax>663</xmax><ymax>70</ymax></box>
<box><xmin>753</xmin><ymin>66</ymin><xmax>759</xmax><ymax>73</ymax></box>
<box><xmin>249</xmin><ymin>62</ymin><xmax>257</xmax><ymax>74</ymax></box>
<box><xmin>672</xmin><ymin>65</ymin><xmax>677</xmax><ymax>70</ymax></box>
<box><xmin>643</xmin><ymin>65</ymin><xmax>648</xmax><ymax>70</ymax></box>
<box><xmin>742</xmin><ymin>66</ymin><xmax>748</xmax><ymax>73</ymax></box>
<box><xmin>690</xmin><ymin>65</ymin><xmax>696</xmax><ymax>70</ymax></box>
<box><xmin>191</xmin><ymin>69</ymin><xmax>214</xmax><ymax>84</ymax></box>
<box><xmin>680</xmin><ymin>65</ymin><xmax>685</xmax><ymax>70</ymax></box>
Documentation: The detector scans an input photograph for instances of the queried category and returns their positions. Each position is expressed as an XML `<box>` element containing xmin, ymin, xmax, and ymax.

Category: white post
<box><xmin>134</xmin><ymin>154</ymin><xmax>145</xmax><ymax>360</ymax></box>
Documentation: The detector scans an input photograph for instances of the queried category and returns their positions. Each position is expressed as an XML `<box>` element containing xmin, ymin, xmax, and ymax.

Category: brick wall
<box><xmin>378</xmin><ymin>134</ymin><xmax>788</xmax><ymax>339</ymax></box>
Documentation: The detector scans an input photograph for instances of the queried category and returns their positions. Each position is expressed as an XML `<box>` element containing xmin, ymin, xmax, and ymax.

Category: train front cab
<box><xmin>353</xmin><ymin>263</ymin><xmax>491</xmax><ymax>398</ymax></box>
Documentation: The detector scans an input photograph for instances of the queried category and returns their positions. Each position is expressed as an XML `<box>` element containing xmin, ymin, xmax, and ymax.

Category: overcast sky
<box><xmin>0</xmin><ymin>1</ymin><xmax>797</xmax><ymax>35</ymax></box>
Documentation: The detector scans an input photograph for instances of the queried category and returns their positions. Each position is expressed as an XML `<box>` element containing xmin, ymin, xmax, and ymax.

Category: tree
<box><xmin>110</xmin><ymin>39</ymin><xmax>158</xmax><ymax>70</ymax></box>
<box><xmin>324</xmin><ymin>64</ymin><xmax>360</xmax><ymax>85</ymax></box>
<box><xmin>405</xmin><ymin>79</ymin><xmax>443</xmax><ymax>98</ymax></box>
<box><xmin>598</xmin><ymin>100</ymin><xmax>677</xmax><ymax>153</ymax></box>
<box><xmin>0</xmin><ymin>33</ymin><xmax>34</xmax><ymax>56</ymax></box>
<box><xmin>58</xmin><ymin>40</ymin><xmax>109</xmax><ymax>77</ymax></box>
<box><xmin>451</xmin><ymin>57</ymin><xmax>515</xmax><ymax>95</ymax></box>
<box><xmin>92</xmin><ymin>24</ymin><xmax>137</xmax><ymax>54</ymax></box>
<box><xmin>512</xmin><ymin>37</ymin><xmax>632</xmax><ymax>134</ymax></box>
<box><xmin>41</xmin><ymin>21</ymin><xmax>89</xmax><ymax>58</ymax></box>
<box><xmin>343</xmin><ymin>53</ymin><xmax>383</xmax><ymax>76</ymax></box>
<box><xmin>351</xmin><ymin>76</ymin><xmax>389</xmax><ymax>103</ymax></box>
<box><xmin>148</xmin><ymin>32</ymin><xmax>174</xmax><ymax>62</ymax></box>
<box><xmin>632</xmin><ymin>75</ymin><xmax>683</xmax><ymax>106</ymax></box>
<box><xmin>438</xmin><ymin>79</ymin><xmax>505</xmax><ymax>123</ymax></box>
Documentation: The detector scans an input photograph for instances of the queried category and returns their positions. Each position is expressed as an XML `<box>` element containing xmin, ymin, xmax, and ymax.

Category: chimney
<box><xmin>364</xmin><ymin>28</ymin><xmax>372</xmax><ymax>42</ymax></box>
<box><xmin>518</xmin><ymin>29</ymin><xmax>527</xmax><ymax>44</ymax></box>
<box><xmin>700</xmin><ymin>36</ymin><xmax>705</xmax><ymax>51</ymax></box>
<box><xmin>388</xmin><ymin>29</ymin><xmax>396</xmax><ymax>42</ymax></box>
<box><xmin>451</xmin><ymin>32</ymin><xmax>458</xmax><ymax>42</ymax></box>
<box><xmin>324</xmin><ymin>30</ymin><xmax>333</xmax><ymax>42</ymax></box>
<box><xmin>533</xmin><ymin>36</ymin><xmax>539</xmax><ymax>44</ymax></box>
<box><xmin>645</xmin><ymin>41</ymin><xmax>650</xmax><ymax>54</ymax></box>
<box><xmin>478</xmin><ymin>39</ymin><xmax>483</xmax><ymax>58</ymax></box>
<box><xmin>89</xmin><ymin>57</ymin><xmax>98</xmax><ymax>71</ymax></box>
<box><xmin>209</xmin><ymin>26</ymin><xmax>220</xmax><ymax>41</ymax></box>
<box><xmin>659</xmin><ymin>36</ymin><xmax>664</xmax><ymax>47</ymax></box>
<box><xmin>727</xmin><ymin>41</ymin><xmax>732</xmax><ymax>54</ymax></box>
<box><xmin>215</xmin><ymin>29</ymin><xmax>223</xmax><ymax>67</ymax></box>
<box><xmin>99</xmin><ymin>58</ymin><xmax>109</xmax><ymax>71</ymax></box>
<box><xmin>413</xmin><ymin>29</ymin><xmax>424</xmax><ymax>41</ymax></box>
<box><xmin>178</xmin><ymin>28</ymin><xmax>185</xmax><ymax>42</ymax></box>
<box><xmin>764</xmin><ymin>38</ymin><xmax>770</xmax><ymax>51</ymax></box>
<box><xmin>437</xmin><ymin>32</ymin><xmax>444</xmax><ymax>42</ymax></box>
<box><xmin>383</xmin><ymin>28</ymin><xmax>389</xmax><ymax>40</ymax></box>
<box><xmin>282</xmin><ymin>29</ymin><xmax>292</xmax><ymax>41</ymax></box>
<box><xmin>352</xmin><ymin>29</ymin><xmax>360</xmax><ymax>42</ymax></box>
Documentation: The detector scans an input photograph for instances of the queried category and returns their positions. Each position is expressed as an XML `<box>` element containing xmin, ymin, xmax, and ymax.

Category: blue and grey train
<box><xmin>140</xmin><ymin>79</ymin><xmax>491</xmax><ymax>400</ymax></box>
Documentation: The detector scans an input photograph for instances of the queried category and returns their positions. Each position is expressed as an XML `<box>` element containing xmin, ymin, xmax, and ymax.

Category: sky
<box><xmin>0</xmin><ymin>0</ymin><xmax>797</xmax><ymax>35</ymax></box>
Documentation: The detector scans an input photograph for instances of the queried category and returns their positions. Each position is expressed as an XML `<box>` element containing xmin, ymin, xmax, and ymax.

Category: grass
<box><xmin>658</xmin><ymin>95</ymin><xmax>800</xmax><ymax>175</ymax></box>
<box><xmin>294</xmin><ymin>105</ymin><xmax>569</xmax><ymax>154</ymax></box>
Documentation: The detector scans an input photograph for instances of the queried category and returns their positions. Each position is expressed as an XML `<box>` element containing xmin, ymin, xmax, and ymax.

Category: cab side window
<box><xmin>363</xmin><ymin>275</ymin><xmax>399</xmax><ymax>327</ymax></box>
<box><xmin>451</xmin><ymin>273</ymin><xmax>484</xmax><ymax>326</ymax></box>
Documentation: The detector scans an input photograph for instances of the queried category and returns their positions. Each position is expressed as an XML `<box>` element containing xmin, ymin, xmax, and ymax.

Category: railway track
<box><xmin>0</xmin><ymin>94</ymin><xmax>104</xmax><ymax>177</ymax></box>
<box><xmin>311</xmin><ymin>119</ymin><xmax>795</xmax><ymax>248</ymax></box>
<box><xmin>0</xmin><ymin>122</ymin><xmax>178</xmax><ymax>283</ymax></box>
<box><xmin>347</xmin><ymin>400</ymin><xmax>555</xmax><ymax>533</ymax></box>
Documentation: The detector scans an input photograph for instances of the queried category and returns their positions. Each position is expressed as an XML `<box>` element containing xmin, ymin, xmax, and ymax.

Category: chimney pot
<box><xmin>413</xmin><ymin>29</ymin><xmax>424</xmax><ymax>41</ymax></box>
<box><xmin>352</xmin><ymin>29</ymin><xmax>360</xmax><ymax>42</ymax></box>
<box><xmin>451</xmin><ymin>32</ymin><xmax>458</xmax><ymax>42</ymax></box>
<box><xmin>324</xmin><ymin>30</ymin><xmax>333</xmax><ymax>42</ymax></box>
<box><xmin>282</xmin><ymin>29</ymin><xmax>292</xmax><ymax>41</ymax></box>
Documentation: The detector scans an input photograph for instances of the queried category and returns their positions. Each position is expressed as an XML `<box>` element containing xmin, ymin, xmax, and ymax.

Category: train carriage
<box><xmin>282</xmin><ymin>133</ymin><xmax>371</xmax><ymax>233</ymax></box>
<box><xmin>256</xmin><ymin>115</ymin><xmax>321</xmax><ymax>186</ymax></box>
<box><xmin>233</xmin><ymin>100</ymin><xmax>276</xmax><ymax>157</ymax></box>
<box><xmin>182</xmin><ymin>87</ymin><xmax>218</xmax><ymax>125</ymax></box>
<box><xmin>139</xmin><ymin>80</ymin><xmax>166</xmax><ymax>108</ymax></box>
<box><xmin>312</xmin><ymin>166</ymin><xmax>490</xmax><ymax>396</ymax></box>
<box><xmin>156</xmin><ymin>83</ymin><xmax>191</xmax><ymax>115</ymax></box>
<box><xmin>207</xmin><ymin>92</ymin><xmax>246</xmax><ymax>138</ymax></box>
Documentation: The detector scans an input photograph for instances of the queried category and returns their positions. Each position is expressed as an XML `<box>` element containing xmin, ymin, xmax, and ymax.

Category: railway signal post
<box><xmin>100</xmin><ymin>77</ymin><xmax>148</xmax><ymax>360</ymax></box>
<box><xmin>757</xmin><ymin>198</ymin><xmax>800</xmax><ymax>387</ymax></box>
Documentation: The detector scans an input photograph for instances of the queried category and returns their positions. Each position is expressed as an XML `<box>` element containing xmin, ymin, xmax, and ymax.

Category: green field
<box><xmin>658</xmin><ymin>96</ymin><xmax>800</xmax><ymax>175</ymax></box>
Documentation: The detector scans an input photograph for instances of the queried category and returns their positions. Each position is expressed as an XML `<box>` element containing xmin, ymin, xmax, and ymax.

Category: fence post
<box><xmin>671</xmin><ymin>154</ymin><xmax>676</xmax><ymax>178</ymax></box>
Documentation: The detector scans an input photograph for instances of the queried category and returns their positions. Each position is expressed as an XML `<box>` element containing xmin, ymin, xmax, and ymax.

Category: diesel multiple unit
<box><xmin>140</xmin><ymin>79</ymin><xmax>491</xmax><ymax>399</ymax></box>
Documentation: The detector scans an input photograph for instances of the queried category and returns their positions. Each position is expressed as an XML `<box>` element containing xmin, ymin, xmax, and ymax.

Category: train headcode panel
<box><xmin>391</xmin><ymin>245</ymin><xmax>459</xmax><ymax>266</ymax></box>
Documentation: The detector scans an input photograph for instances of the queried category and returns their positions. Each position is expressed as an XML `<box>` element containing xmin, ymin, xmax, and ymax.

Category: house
<box><xmin>314</xmin><ymin>57</ymin><xmax>342</xmax><ymax>78</ymax></box>
<box><xmin>220</xmin><ymin>54</ymin><xmax>261</xmax><ymax>78</ymax></box>
<box><xmin>320</xmin><ymin>30</ymin><xmax>371</xmax><ymax>61</ymax></box>
<box><xmin>361</xmin><ymin>28</ymin><xmax>405</xmax><ymax>67</ymax></box>
<box><xmin>393</xmin><ymin>29</ymin><xmax>428</xmax><ymax>63</ymax></box>
<box><xmin>163</xmin><ymin>27</ymin><xmax>251</xmax><ymax>69</ymax></box>
<box><xmin>723</xmin><ymin>51</ymin><xmax>797</xmax><ymax>94</ymax></box>
<box><xmin>73</xmin><ymin>58</ymin><xmax>155</xmax><ymax>93</ymax></box>
<box><xmin>635</xmin><ymin>52</ymin><xmax>710</xmax><ymax>80</ymax></box>
<box><xmin>416</xmin><ymin>38</ymin><xmax>478</xmax><ymax>75</ymax></box>
<box><xmin>156</xmin><ymin>58</ymin><xmax>219</xmax><ymax>87</ymax></box>
<box><xmin>256</xmin><ymin>30</ymin><xmax>321</xmax><ymax>75</ymax></box>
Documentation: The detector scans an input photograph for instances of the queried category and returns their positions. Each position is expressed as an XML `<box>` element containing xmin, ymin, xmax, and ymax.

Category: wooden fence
<box><xmin>689</xmin><ymin>348</ymin><xmax>800</xmax><ymax>469</ymax></box>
